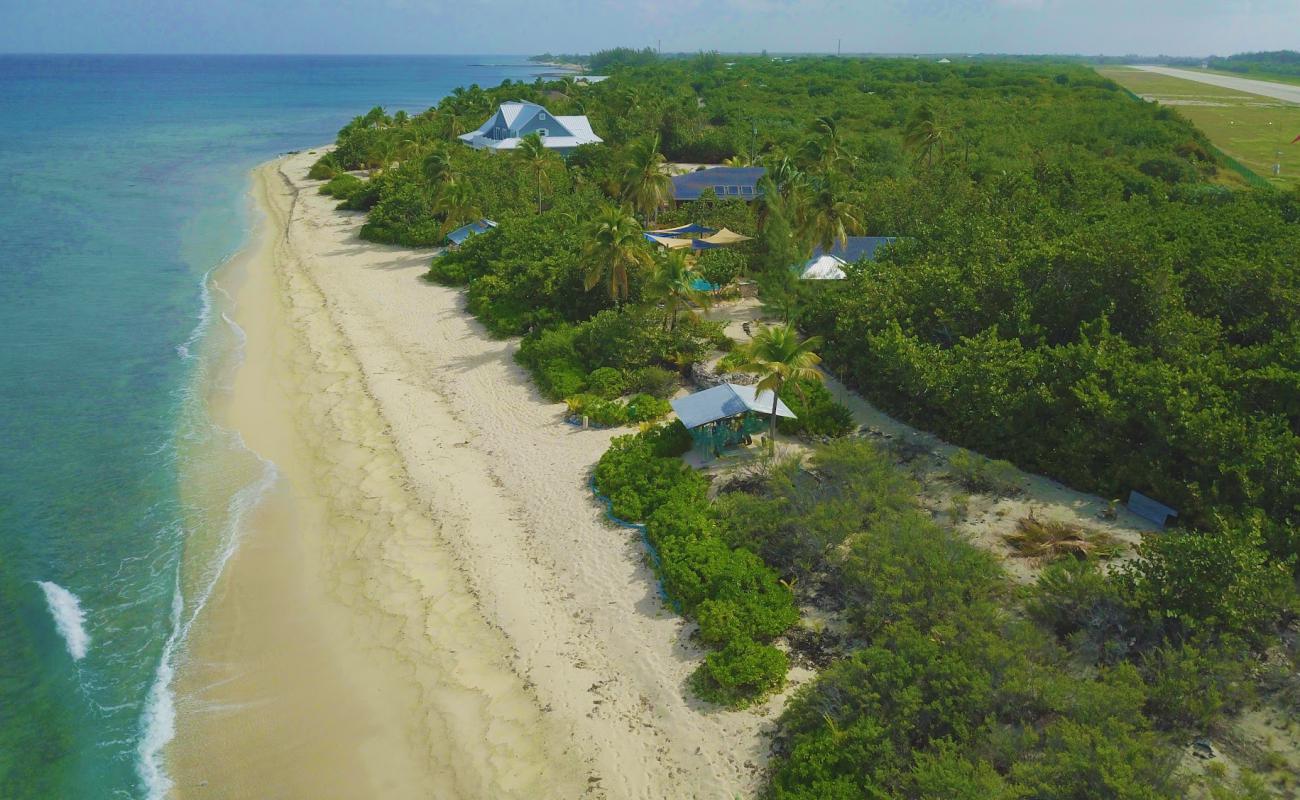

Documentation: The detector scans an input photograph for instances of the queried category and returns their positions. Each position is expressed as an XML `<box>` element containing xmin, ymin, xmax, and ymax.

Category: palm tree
<box><xmin>435</xmin><ymin>181</ymin><xmax>482</xmax><ymax>236</ymax></box>
<box><xmin>645</xmin><ymin>248</ymin><xmax>711</xmax><ymax>330</ymax></box>
<box><xmin>516</xmin><ymin>132</ymin><xmax>556</xmax><ymax>214</ymax></box>
<box><xmin>583</xmin><ymin>204</ymin><xmax>652</xmax><ymax>303</ymax></box>
<box><xmin>732</xmin><ymin>324</ymin><xmax>823</xmax><ymax>454</ymax></box>
<box><xmin>621</xmin><ymin>134</ymin><xmax>673</xmax><ymax>222</ymax></box>
<box><xmin>904</xmin><ymin>104</ymin><xmax>949</xmax><ymax>170</ymax></box>
<box><xmin>421</xmin><ymin>146</ymin><xmax>456</xmax><ymax>187</ymax></box>
<box><xmin>799</xmin><ymin>178</ymin><xmax>862</xmax><ymax>254</ymax></box>
<box><xmin>799</xmin><ymin>115</ymin><xmax>852</xmax><ymax>175</ymax></box>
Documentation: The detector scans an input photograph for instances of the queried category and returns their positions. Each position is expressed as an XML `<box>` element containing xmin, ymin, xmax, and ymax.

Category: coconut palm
<box><xmin>799</xmin><ymin>178</ymin><xmax>862</xmax><ymax>253</ymax></box>
<box><xmin>421</xmin><ymin>146</ymin><xmax>456</xmax><ymax>187</ymax></box>
<box><xmin>583</xmin><ymin>204</ymin><xmax>652</xmax><ymax>303</ymax></box>
<box><xmin>435</xmin><ymin>181</ymin><xmax>482</xmax><ymax>236</ymax></box>
<box><xmin>621</xmin><ymin>134</ymin><xmax>673</xmax><ymax>222</ymax></box>
<box><xmin>904</xmin><ymin>104</ymin><xmax>949</xmax><ymax>169</ymax></box>
<box><xmin>645</xmin><ymin>248</ymin><xmax>711</xmax><ymax>330</ymax></box>
<box><xmin>732</xmin><ymin>324</ymin><xmax>823</xmax><ymax>454</ymax></box>
<box><xmin>516</xmin><ymin>132</ymin><xmax>556</xmax><ymax>214</ymax></box>
<box><xmin>799</xmin><ymin>115</ymin><xmax>852</xmax><ymax>175</ymax></box>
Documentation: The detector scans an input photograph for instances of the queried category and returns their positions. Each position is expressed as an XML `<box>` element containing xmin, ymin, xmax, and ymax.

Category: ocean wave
<box><xmin>135</xmin><ymin>446</ymin><xmax>279</xmax><ymax>800</ymax></box>
<box><xmin>37</xmin><ymin>580</ymin><xmax>91</xmax><ymax>661</ymax></box>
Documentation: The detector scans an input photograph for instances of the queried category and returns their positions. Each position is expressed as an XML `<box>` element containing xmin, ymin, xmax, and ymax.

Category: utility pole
<box><xmin>749</xmin><ymin>118</ymin><xmax>758</xmax><ymax>166</ymax></box>
<box><xmin>837</xmin><ymin>38</ymin><xmax>842</xmax><ymax>57</ymax></box>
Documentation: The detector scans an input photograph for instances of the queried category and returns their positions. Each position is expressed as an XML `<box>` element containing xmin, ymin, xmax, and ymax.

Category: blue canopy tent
<box><xmin>670</xmin><ymin>382</ymin><xmax>796</xmax><ymax>457</ymax></box>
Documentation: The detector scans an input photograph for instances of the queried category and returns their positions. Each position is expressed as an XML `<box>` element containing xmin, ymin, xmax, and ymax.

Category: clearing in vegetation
<box><xmin>1099</xmin><ymin>66</ymin><xmax>1300</xmax><ymax>188</ymax></box>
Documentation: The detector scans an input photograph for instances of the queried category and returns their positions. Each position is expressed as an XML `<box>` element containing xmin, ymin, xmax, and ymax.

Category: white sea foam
<box><xmin>37</xmin><ymin>580</ymin><xmax>90</xmax><ymax>661</ymax></box>
<box><xmin>176</xmin><ymin>270</ymin><xmax>216</xmax><ymax>361</ymax></box>
<box><xmin>135</xmin><ymin>448</ymin><xmax>278</xmax><ymax>800</ymax></box>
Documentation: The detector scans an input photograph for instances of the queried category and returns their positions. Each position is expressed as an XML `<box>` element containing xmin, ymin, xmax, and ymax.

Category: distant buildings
<box><xmin>459</xmin><ymin>101</ymin><xmax>602</xmax><ymax>155</ymax></box>
<box><xmin>798</xmin><ymin>237</ymin><xmax>899</xmax><ymax>280</ymax></box>
<box><xmin>671</xmin><ymin>167</ymin><xmax>767</xmax><ymax>203</ymax></box>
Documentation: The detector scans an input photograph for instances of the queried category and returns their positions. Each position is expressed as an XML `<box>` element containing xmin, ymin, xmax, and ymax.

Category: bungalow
<box><xmin>798</xmin><ymin>236</ymin><xmax>898</xmax><ymax>280</ymax></box>
<box><xmin>671</xmin><ymin>167</ymin><xmax>766</xmax><ymax>204</ymax></box>
<box><xmin>458</xmin><ymin>101</ymin><xmax>602</xmax><ymax>155</ymax></box>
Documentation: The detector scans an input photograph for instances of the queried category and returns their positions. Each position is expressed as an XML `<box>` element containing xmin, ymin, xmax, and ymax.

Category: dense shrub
<box><xmin>626</xmin><ymin>365</ymin><xmax>680</xmax><ymax>399</ymax></box>
<box><xmin>695</xmin><ymin>248</ymin><xmax>748</xmax><ymax>287</ymax></box>
<box><xmin>947</xmin><ymin>449</ymin><xmax>1023</xmax><ymax>497</ymax></box>
<box><xmin>624</xmin><ymin>393</ymin><xmax>671</xmax><ymax>423</ymax></box>
<box><xmin>777</xmin><ymin>378</ymin><xmax>854</xmax><ymax>437</ymax></box>
<box><xmin>564</xmin><ymin>394</ymin><xmax>628</xmax><ymax>427</ymax></box>
<box><xmin>319</xmin><ymin>173</ymin><xmax>365</xmax><ymax>200</ymax></box>
<box><xmin>1118</xmin><ymin>520</ymin><xmax>1296</xmax><ymax>649</ymax></box>
<box><xmin>516</xmin><ymin>325</ymin><xmax>587</xmax><ymax>400</ymax></box>
<box><xmin>584</xmin><ymin>367</ymin><xmax>627</xmax><ymax>399</ymax></box>
<box><xmin>593</xmin><ymin>432</ymin><xmax>707</xmax><ymax>522</ymax></box>
<box><xmin>690</xmin><ymin>637</ymin><xmax>788</xmax><ymax>707</ymax></box>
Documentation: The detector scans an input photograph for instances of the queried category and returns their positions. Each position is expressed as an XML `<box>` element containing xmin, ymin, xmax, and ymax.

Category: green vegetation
<box><xmin>1099</xmin><ymin>67</ymin><xmax>1300</xmax><ymax>189</ymax></box>
<box><xmin>1201</xmin><ymin>51</ymin><xmax>1300</xmax><ymax>82</ymax></box>
<box><xmin>318</xmin><ymin>50</ymin><xmax>1300</xmax><ymax>795</ymax></box>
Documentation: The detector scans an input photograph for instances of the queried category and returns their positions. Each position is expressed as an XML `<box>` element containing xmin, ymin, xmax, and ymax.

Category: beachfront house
<box><xmin>671</xmin><ymin>167</ymin><xmax>766</xmax><ymax>204</ymax></box>
<box><xmin>797</xmin><ymin>236</ymin><xmax>898</xmax><ymax>280</ymax></box>
<box><xmin>458</xmin><ymin>101</ymin><xmax>602</xmax><ymax>155</ymax></box>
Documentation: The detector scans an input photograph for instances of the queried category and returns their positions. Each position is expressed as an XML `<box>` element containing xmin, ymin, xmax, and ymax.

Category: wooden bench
<box><xmin>1128</xmin><ymin>490</ymin><xmax>1178</xmax><ymax>530</ymax></box>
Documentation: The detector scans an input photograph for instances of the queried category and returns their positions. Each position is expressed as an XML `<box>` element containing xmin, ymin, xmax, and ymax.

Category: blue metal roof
<box><xmin>671</xmin><ymin>167</ymin><xmax>766</xmax><ymax>202</ymax></box>
<box><xmin>446</xmin><ymin>219</ymin><xmax>497</xmax><ymax>246</ymax></box>
<box><xmin>813</xmin><ymin>236</ymin><xmax>898</xmax><ymax>264</ymax></box>
<box><xmin>670</xmin><ymin>382</ymin><xmax>795</xmax><ymax>429</ymax></box>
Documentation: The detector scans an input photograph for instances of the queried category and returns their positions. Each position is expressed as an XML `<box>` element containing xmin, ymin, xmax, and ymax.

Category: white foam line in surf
<box><xmin>135</xmin><ymin>448</ymin><xmax>279</xmax><ymax>800</ymax></box>
<box><xmin>36</xmin><ymin>581</ymin><xmax>91</xmax><ymax>661</ymax></box>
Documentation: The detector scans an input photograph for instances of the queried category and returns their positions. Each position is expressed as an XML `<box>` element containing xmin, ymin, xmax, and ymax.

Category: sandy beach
<box><xmin>169</xmin><ymin>150</ymin><xmax>777</xmax><ymax>799</ymax></box>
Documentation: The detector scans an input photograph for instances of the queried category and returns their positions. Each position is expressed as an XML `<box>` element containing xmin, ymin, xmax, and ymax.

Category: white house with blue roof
<box><xmin>458</xmin><ymin>101</ymin><xmax>602</xmax><ymax>155</ymax></box>
<box><xmin>798</xmin><ymin>236</ymin><xmax>900</xmax><ymax>280</ymax></box>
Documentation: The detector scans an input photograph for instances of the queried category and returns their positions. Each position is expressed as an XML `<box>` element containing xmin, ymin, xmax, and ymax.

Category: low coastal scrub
<box><xmin>775</xmin><ymin>378</ymin><xmax>854</xmax><ymax>438</ymax></box>
<box><xmin>719</xmin><ymin>439</ymin><xmax>1297</xmax><ymax>798</ymax></box>
<box><xmin>564</xmin><ymin>392</ymin><xmax>670</xmax><ymax>427</ymax></box>
<box><xmin>594</xmin><ymin>425</ymin><xmax>797</xmax><ymax>707</ymax></box>
<box><xmin>515</xmin><ymin>307</ymin><xmax>722</xmax><ymax>402</ymax></box>
<box><xmin>947</xmin><ymin>448</ymin><xmax>1023</xmax><ymax>497</ymax></box>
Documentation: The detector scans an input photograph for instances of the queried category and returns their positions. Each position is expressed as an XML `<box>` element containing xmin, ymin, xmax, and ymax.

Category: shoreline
<box><xmin>167</xmin><ymin>150</ymin><xmax>774</xmax><ymax>798</ymax></box>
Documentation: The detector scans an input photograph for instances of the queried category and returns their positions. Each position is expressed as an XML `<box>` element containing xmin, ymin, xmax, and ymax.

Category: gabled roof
<box><xmin>446</xmin><ymin>218</ymin><xmax>497</xmax><ymax>245</ymax></box>
<box><xmin>799</xmin><ymin>237</ymin><xmax>899</xmax><ymax>280</ymax></box>
<box><xmin>813</xmin><ymin>236</ymin><xmax>899</xmax><ymax>264</ymax></box>
<box><xmin>672</xmin><ymin>167</ymin><xmax>767</xmax><ymax>202</ymax></box>
<box><xmin>459</xmin><ymin>101</ymin><xmax>602</xmax><ymax>151</ymax></box>
<box><xmin>670</xmin><ymin>382</ymin><xmax>796</xmax><ymax>429</ymax></box>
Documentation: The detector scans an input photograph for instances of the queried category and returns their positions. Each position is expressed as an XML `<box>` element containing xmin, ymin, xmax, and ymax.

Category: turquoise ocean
<box><xmin>0</xmin><ymin>54</ymin><xmax>551</xmax><ymax>799</ymax></box>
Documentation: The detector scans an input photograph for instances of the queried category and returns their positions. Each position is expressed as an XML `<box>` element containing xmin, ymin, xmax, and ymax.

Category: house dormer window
<box><xmin>537</xmin><ymin>128</ymin><xmax>549</xmax><ymax>137</ymax></box>
<box><xmin>538</xmin><ymin>112</ymin><xmax>547</xmax><ymax>120</ymax></box>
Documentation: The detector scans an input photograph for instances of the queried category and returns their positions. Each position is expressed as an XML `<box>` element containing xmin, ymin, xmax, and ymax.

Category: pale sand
<box><xmin>170</xmin><ymin>151</ymin><xmax>774</xmax><ymax>799</ymax></box>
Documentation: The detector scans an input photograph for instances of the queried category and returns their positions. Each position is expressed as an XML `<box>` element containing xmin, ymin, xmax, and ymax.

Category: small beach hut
<box><xmin>670</xmin><ymin>382</ymin><xmax>796</xmax><ymax>456</ymax></box>
<box><xmin>446</xmin><ymin>219</ymin><xmax>497</xmax><ymax>247</ymax></box>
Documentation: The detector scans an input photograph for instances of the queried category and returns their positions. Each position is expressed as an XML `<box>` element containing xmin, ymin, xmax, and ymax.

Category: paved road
<box><xmin>1132</xmin><ymin>65</ymin><xmax>1300</xmax><ymax>106</ymax></box>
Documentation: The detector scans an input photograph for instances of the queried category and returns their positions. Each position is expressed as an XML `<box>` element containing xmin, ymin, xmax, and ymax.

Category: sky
<box><xmin>1</xmin><ymin>0</ymin><xmax>1297</xmax><ymax>57</ymax></box>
